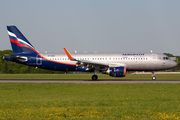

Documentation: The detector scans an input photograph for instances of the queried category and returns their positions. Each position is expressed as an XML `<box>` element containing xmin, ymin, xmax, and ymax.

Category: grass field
<box><xmin>0</xmin><ymin>74</ymin><xmax>180</xmax><ymax>80</ymax></box>
<box><xmin>0</xmin><ymin>83</ymin><xmax>180</xmax><ymax>119</ymax></box>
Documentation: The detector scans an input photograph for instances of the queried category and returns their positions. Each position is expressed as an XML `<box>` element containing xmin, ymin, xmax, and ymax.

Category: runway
<box><xmin>0</xmin><ymin>79</ymin><xmax>180</xmax><ymax>83</ymax></box>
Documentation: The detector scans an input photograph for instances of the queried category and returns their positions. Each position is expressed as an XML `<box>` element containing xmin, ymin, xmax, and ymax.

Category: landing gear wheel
<box><xmin>151</xmin><ymin>71</ymin><xmax>156</xmax><ymax>80</ymax></box>
<box><xmin>92</xmin><ymin>75</ymin><xmax>98</xmax><ymax>80</ymax></box>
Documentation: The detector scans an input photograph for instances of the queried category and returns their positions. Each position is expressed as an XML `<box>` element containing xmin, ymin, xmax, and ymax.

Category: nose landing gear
<box><xmin>152</xmin><ymin>71</ymin><xmax>156</xmax><ymax>80</ymax></box>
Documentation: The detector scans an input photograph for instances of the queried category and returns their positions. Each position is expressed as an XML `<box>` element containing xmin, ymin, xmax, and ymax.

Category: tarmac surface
<box><xmin>0</xmin><ymin>79</ymin><xmax>180</xmax><ymax>83</ymax></box>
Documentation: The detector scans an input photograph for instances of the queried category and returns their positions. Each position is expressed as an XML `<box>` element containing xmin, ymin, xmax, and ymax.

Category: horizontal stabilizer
<box><xmin>4</xmin><ymin>54</ymin><xmax>27</xmax><ymax>62</ymax></box>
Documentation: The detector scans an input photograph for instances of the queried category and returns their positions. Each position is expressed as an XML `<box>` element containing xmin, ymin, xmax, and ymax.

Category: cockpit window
<box><xmin>163</xmin><ymin>57</ymin><xmax>170</xmax><ymax>60</ymax></box>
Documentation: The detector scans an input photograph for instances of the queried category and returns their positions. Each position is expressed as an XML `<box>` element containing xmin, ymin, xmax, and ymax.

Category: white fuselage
<box><xmin>41</xmin><ymin>52</ymin><xmax>177</xmax><ymax>71</ymax></box>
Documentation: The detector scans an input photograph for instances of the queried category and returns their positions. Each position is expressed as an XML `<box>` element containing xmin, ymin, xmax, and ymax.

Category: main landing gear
<box><xmin>152</xmin><ymin>71</ymin><xmax>156</xmax><ymax>80</ymax></box>
<box><xmin>92</xmin><ymin>75</ymin><xmax>98</xmax><ymax>80</ymax></box>
<box><xmin>92</xmin><ymin>69</ymin><xmax>99</xmax><ymax>80</ymax></box>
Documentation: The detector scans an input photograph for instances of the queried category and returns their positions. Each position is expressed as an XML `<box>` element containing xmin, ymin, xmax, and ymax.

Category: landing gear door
<box><xmin>151</xmin><ymin>54</ymin><xmax>157</xmax><ymax>64</ymax></box>
<box><xmin>36</xmin><ymin>54</ymin><xmax>42</xmax><ymax>65</ymax></box>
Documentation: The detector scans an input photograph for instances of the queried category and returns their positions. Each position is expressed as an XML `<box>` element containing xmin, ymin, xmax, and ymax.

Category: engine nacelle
<box><xmin>105</xmin><ymin>67</ymin><xmax>126</xmax><ymax>77</ymax></box>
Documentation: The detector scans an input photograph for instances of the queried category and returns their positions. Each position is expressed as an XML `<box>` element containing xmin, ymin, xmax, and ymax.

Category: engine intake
<box><xmin>103</xmin><ymin>67</ymin><xmax>126</xmax><ymax>77</ymax></box>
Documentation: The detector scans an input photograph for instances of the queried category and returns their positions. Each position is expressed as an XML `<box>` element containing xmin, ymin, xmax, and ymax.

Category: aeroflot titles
<box><xmin>122</xmin><ymin>54</ymin><xmax>145</xmax><ymax>56</ymax></box>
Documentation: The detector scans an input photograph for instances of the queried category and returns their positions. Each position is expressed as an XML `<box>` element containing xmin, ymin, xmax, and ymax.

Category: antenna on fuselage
<box><xmin>150</xmin><ymin>50</ymin><xmax>153</xmax><ymax>53</ymax></box>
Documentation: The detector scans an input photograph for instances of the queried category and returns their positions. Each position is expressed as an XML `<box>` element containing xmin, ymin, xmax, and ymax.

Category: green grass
<box><xmin>0</xmin><ymin>74</ymin><xmax>180</xmax><ymax>80</ymax></box>
<box><xmin>0</xmin><ymin>83</ymin><xmax>180</xmax><ymax>119</ymax></box>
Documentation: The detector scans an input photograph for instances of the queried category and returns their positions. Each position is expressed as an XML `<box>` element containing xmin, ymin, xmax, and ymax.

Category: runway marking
<box><xmin>0</xmin><ymin>80</ymin><xmax>180</xmax><ymax>83</ymax></box>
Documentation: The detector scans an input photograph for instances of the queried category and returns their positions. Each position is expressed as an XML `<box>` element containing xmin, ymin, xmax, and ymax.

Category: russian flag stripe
<box><xmin>8</xmin><ymin>30</ymin><xmax>35</xmax><ymax>50</ymax></box>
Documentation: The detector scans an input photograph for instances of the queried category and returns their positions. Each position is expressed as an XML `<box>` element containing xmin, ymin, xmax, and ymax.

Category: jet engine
<box><xmin>102</xmin><ymin>67</ymin><xmax>126</xmax><ymax>77</ymax></box>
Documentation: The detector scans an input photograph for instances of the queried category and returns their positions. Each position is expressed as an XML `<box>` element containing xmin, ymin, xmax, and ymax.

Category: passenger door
<box><xmin>151</xmin><ymin>54</ymin><xmax>157</xmax><ymax>64</ymax></box>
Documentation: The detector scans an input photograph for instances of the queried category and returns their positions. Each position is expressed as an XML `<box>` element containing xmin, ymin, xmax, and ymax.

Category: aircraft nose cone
<box><xmin>171</xmin><ymin>61</ymin><xmax>177</xmax><ymax>68</ymax></box>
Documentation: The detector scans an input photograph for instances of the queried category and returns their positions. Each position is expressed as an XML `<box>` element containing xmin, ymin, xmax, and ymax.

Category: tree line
<box><xmin>0</xmin><ymin>50</ymin><xmax>179</xmax><ymax>74</ymax></box>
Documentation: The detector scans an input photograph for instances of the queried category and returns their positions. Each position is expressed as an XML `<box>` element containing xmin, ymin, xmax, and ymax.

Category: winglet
<box><xmin>63</xmin><ymin>48</ymin><xmax>73</xmax><ymax>59</ymax></box>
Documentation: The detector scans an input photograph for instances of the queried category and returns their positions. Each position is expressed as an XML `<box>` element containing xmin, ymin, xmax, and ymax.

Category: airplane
<box><xmin>3</xmin><ymin>26</ymin><xmax>177</xmax><ymax>80</ymax></box>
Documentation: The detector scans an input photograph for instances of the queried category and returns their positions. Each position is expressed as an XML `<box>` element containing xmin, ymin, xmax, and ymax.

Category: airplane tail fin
<box><xmin>7</xmin><ymin>26</ymin><xmax>39</xmax><ymax>55</ymax></box>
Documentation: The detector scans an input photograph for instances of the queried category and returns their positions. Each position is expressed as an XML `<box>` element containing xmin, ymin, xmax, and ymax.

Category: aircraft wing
<box><xmin>63</xmin><ymin>48</ymin><xmax>109</xmax><ymax>69</ymax></box>
<box><xmin>79</xmin><ymin>59</ymin><xmax>109</xmax><ymax>67</ymax></box>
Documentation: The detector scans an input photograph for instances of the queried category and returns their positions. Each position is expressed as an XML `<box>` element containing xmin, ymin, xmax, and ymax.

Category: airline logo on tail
<box><xmin>8</xmin><ymin>31</ymin><xmax>35</xmax><ymax>50</ymax></box>
<box><xmin>7</xmin><ymin>26</ymin><xmax>38</xmax><ymax>54</ymax></box>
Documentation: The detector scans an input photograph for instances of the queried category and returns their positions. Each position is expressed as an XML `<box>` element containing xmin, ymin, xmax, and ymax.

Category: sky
<box><xmin>0</xmin><ymin>0</ymin><xmax>180</xmax><ymax>55</ymax></box>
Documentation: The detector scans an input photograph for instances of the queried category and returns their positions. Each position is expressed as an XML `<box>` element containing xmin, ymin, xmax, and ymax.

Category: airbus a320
<box><xmin>4</xmin><ymin>26</ymin><xmax>177</xmax><ymax>80</ymax></box>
